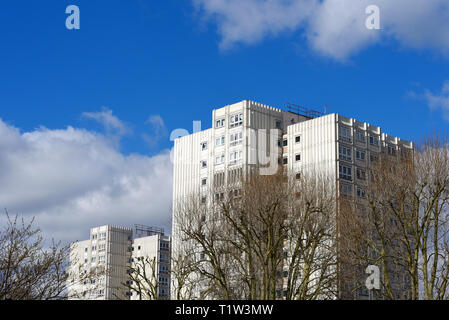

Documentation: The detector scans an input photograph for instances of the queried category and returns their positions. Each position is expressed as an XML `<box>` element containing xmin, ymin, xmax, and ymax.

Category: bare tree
<box><xmin>0</xmin><ymin>210</ymin><xmax>100</xmax><ymax>300</ymax></box>
<box><xmin>173</xmin><ymin>168</ymin><xmax>338</xmax><ymax>300</ymax></box>
<box><xmin>113</xmin><ymin>255</ymin><xmax>160</xmax><ymax>300</ymax></box>
<box><xmin>339</xmin><ymin>134</ymin><xmax>449</xmax><ymax>300</ymax></box>
<box><xmin>283</xmin><ymin>172</ymin><xmax>338</xmax><ymax>300</ymax></box>
<box><xmin>171</xmin><ymin>246</ymin><xmax>199</xmax><ymax>300</ymax></box>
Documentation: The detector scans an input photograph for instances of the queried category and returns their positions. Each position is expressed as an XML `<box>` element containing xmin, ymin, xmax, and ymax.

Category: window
<box><xmin>98</xmin><ymin>255</ymin><xmax>105</xmax><ymax>263</ymax></box>
<box><xmin>357</xmin><ymin>187</ymin><xmax>366</xmax><ymax>198</ymax></box>
<box><xmin>201</xmin><ymin>196</ymin><xmax>206</xmax><ymax>204</ymax></box>
<box><xmin>369</xmin><ymin>135</ymin><xmax>379</xmax><ymax>146</ymax></box>
<box><xmin>91</xmin><ymin>257</ymin><xmax>96</xmax><ymax>263</ymax></box>
<box><xmin>159</xmin><ymin>265</ymin><xmax>169</xmax><ymax>274</ymax></box>
<box><xmin>230</xmin><ymin>113</ymin><xmax>243</xmax><ymax>128</ymax></box>
<box><xmin>283</xmin><ymin>139</ymin><xmax>288</xmax><ymax>147</ymax></box>
<box><xmin>228</xmin><ymin>167</ymin><xmax>242</xmax><ymax>184</ymax></box>
<box><xmin>275</xmin><ymin>120</ymin><xmax>282</xmax><ymax>129</ymax></box>
<box><xmin>387</xmin><ymin>145</ymin><xmax>396</xmax><ymax>156</ymax></box>
<box><xmin>295</xmin><ymin>172</ymin><xmax>301</xmax><ymax>180</ymax></box>
<box><xmin>84</xmin><ymin>258</ymin><xmax>88</xmax><ymax>263</ymax></box>
<box><xmin>339</xmin><ymin>146</ymin><xmax>352</xmax><ymax>161</ymax></box>
<box><xmin>340</xmin><ymin>183</ymin><xmax>353</xmax><ymax>196</ymax></box>
<box><xmin>85</xmin><ymin>247</ymin><xmax>88</xmax><ymax>252</ymax></box>
<box><xmin>201</xmin><ymin>142</ymin><xmax>208</xmax><ymax>150</ymax></box>
<box><xmin>98</xmin><ymin>289</ymin><xmax>104</xmax><ymax>297</ymax></box>
<box><xmin>356</xmin><ymin>150</ymin><xmax>366</xmax><ymax>161</ymax></box>
<box><xmin>91</xmin><ymin>234</ymin><xmax>97</xmax><ymax>240</ymax></box>
<box><xmin>216</xmin><ymin>136</ymin><xmax>225</xmax><ymax>146</ymax></box>
<box><xmin>160</xmin><ymin>254</ymin><xmax>169</xmax><ymax>263</ymax></box>
<box><xmin>356</xmin><ymin>168</ymin><xmax>366</xmax><ymax>181</ymax></box>
<box><xmin>215</xmin><ymin>154</ymin><xmax>225</xmax><ymax>165</ymax></box>
<box><xmin>92</xmin><ymin>246</ymin><xmax>97</xmax><ymax>251</ymax></box>
<box><xmin>339</xmin><ymin>126</ymin><xmax>352</xmax><ymax>142</ymax></box>
<box><xmin>201</xmin><ymin>160</ymin><xmax>207</xmax><ymax>168</ymax></box>
<box><xmin>214</xmin><ymin>171</ymin><xmax>225</xmax><ymax>187</ymax></box>
<box><xmin>359</xmin><ymin>288</ymin><xmax>369</xmax><ymax>296</ymax></box>
<box><xmin>98</xmin><ymin>244</ymin><xmax>106</xmax><ymax>252</ymax></box>
<box><xmin>295</xmin><ymin>135</ymin><xmax>301</xmax><ymax>143</ymax></box>
<box><xmin>216</xmin><ymin>118</ymin><xmax>225</xmax><ymax>128</ymax></box>
<box><xmin>159</xmin><ymin>288</ymin><xmax>169</xmax><ymax>297</ymax></box>
<box><xmin>229</xmin><ymin>150</ymin><xmax>242</xmax><ymax>165</ymax></box>
<box><xmin>339</xmin><ymin>165</ymin><xmax>352</xmax><ymax>181</ymax></box>
<box><xmin>295</xmin><ymin>154</ymin><xmax>301</xmax><ymax>162</ymax></box>
<box><xmin>99</xmin><ymin>232</ymin><xmax>106</xmax><ymax>240</ymax></box>
<box><xmin>355</xmin><ymin>131</ymin><xmax>365</xmax><ymax>143</ymax></box>
<box><xmin>215</xmin><ymin>192</ymin><xmax>224</xmax><ymax>201</ymax></box>
<box><xmin>230</xmin><ymin>131</ymin><xmax>242</xmax><ymax>146</ymax></box>
<box><xmin>159</xmin><ymin>276</ymin><xmax>169</xmax><ymax>286</ymax></box>
<box><xmin>201</xmin><ymin>178</ymin><xmax>207</xmax><ymax>186</ymax></box>
<box><xmin>283</xmin><ymin>158</ymin><xmax>288</xmax><ymax>165</ymax></box>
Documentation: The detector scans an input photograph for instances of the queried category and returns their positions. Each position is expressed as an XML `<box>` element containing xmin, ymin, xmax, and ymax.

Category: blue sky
<box><xmin>0</xmin><ymin>1</ymin><xmax>448</xmax><ymax>242</ymax></box>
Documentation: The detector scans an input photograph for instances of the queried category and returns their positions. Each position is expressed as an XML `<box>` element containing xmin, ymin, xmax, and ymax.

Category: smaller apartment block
<box><xmin>68</xmin><ymin>225</ymin><xmax>170</xmax><ymax>300</ymax></box>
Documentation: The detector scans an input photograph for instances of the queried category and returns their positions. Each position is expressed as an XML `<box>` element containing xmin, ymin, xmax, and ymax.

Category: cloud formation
<box><xmin>193</xmin><ymin>0</ymin><xmax>317</xmax><ymax>49</ymax></box>
<box><xmin>82</xmin><ymin>107</ymin><xmax>131</xmax><ymax>137</ymax></box>
<box><xmin>193</xmin><ymin>0</ymin><xmax>449</xmax><ymax>60</ymax></box>
<box><xmin>0</xmin><ymin>119</ymin><xmax>173</xmax><ymax>245</ymax></box>
<box><xmin>424</xmin><ymin>81</ymin><xmax>449</xmax><ymax>121</ymax></box>
<box><xmin>143</xmin><ymin>115</ymin><xmax>168</xmax><ymax>148</ymax></box>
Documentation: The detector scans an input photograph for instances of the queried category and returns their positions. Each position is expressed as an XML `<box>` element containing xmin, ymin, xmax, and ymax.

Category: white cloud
<box><xmin>143</xmin><ymin>115</ymin><xmax>168</xmax><ymax>148</ymax></box>
<box><xmin>193</xmin><ymin>0</ymin><xmax>449</xmax><ymax>60</ymax></box>
<box><xmin>0</xmin><ymin>119</ymin><xmax>173</xmax><ymax>245</ymax></box>
<box><xmin>423</xmin><ymin>81</ymin><xmax>449</xmax><ymax>121</ymax></box>
<box><xmin>82</xmin><ymin>107</ymin><xmax>131</xmax><ymax>136</ymax></box>
<box><xmin>193</xmin><ymin>0</ymin><xmax>317</xmax><ymax>49</ymax></box>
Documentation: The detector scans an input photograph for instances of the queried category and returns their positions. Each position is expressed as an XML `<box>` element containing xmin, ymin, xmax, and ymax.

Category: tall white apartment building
<box><xmin>171</xmin><ymin>99</ymin><xmax>413</xmax><ymax>299</ymax></box>
<box><xmin>68</xmin><ymin>225</ymin><xmax>170</xmax><ymax>300</ymax></box>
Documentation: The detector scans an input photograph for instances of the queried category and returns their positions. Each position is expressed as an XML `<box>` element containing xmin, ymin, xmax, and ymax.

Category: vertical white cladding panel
<box><xmin>173</xmin><ymin>128</ymin><xmax>213</xmax><ymax>200</ymax></box>
<box><xmin>287</xmin><ymin>113</ymin><xmax>337</xmax><ymax>179</ymax></box>
<box><xmin>246</xmin><ymin>101</ymin><xmax>288</xmax><ymax>167</ymax></box>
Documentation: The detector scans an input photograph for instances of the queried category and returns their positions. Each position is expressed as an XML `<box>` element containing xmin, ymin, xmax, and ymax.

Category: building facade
<box><xmin>171</xmin><ymin>99</ymin><xmax>413</xmax><ymax>299</ymax></box>
<box><xmin>68</xmin><ymin>225</ymin><xmax>170</xmax><ymax>300</ymax></box>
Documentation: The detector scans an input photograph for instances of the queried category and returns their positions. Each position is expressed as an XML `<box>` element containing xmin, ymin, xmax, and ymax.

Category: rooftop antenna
<box><xmin>285</xmin><ymin>102</ymin><xmax>324</xmax><ymax>119</ymax></box>
<box><xmin>134</xmin><ymin>224</ymin><xmax>165</xmax><ymax>238</ymax></box>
